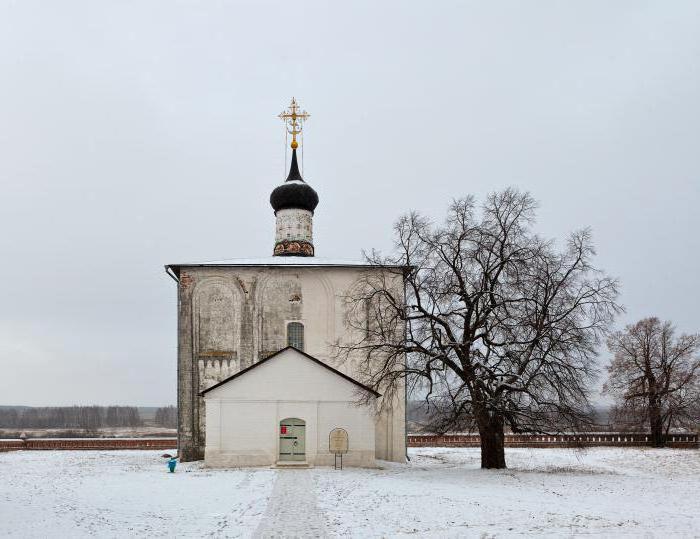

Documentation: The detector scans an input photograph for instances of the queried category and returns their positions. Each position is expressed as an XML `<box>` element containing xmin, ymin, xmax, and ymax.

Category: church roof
<box><xmin>165</xmin><ymin>257</ymin><xmax>407</xmax><ymax>279</ymax></box>
<box><xmin>199</xmin><ymin>346</ymin><xmax>381</xmax><ymax>397</ymax></box>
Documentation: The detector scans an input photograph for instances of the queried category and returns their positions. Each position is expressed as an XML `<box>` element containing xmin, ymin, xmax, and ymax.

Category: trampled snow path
<box><xmin>1</xmin><ymin>447</ymin><xmax>699</xmax><ymax>537</ymax></box>
<box><xmin>253</xmin><ymin>469</ymin><xmax>328</xmax><ymax>538</ymax></box>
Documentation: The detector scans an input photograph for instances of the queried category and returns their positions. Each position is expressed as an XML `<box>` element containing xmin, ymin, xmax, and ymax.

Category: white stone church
<box><xmin>165</xmin><ymin>100</ymin><xmax>406</xmax><ymax>467</ymax></box>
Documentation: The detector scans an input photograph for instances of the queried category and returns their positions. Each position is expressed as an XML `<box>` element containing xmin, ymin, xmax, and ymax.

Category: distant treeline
<box><xmin>154</xmin><ymin>405</ymin><xmax>177</xmax><ymax>429</ymax></box>
<box><xmin>0</xmin><ymin>406</ymin><xmax>177</xmax><ymax>429</ymax></box>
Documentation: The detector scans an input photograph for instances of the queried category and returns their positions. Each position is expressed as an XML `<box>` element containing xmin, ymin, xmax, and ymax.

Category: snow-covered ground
<box><xmin>0</xmin><ymin>450</ymin><xmax>275</xmax><ymax>537</ymax></box>
<box><xmin>0</xmin><ymin>447</ymin><xmax>698</xmax><ymax>537</ymax></box>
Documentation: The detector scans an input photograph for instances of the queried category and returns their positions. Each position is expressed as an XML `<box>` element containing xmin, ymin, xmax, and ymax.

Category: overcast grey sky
<box><xmin>1</xmin><ymin>1</ymin><xmax>698</xmax><ymax>406</ymax></box>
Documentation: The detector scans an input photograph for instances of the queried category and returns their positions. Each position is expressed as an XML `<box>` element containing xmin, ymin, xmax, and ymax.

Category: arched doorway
<box><xmin>279</xmin><ymin>418</ymin><xmax>306</xmax><ymax>461</ymax></box>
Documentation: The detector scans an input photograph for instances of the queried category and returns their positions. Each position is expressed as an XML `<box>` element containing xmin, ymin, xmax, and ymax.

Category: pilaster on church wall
<box><xmin>177</xmin><ymin>270</ymin><xmax>196</xmax><ymax>451</ymax></box>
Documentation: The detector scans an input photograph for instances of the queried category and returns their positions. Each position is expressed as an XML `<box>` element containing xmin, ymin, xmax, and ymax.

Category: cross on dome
<box><xmin>278</xmin><ymin>97</ymin><xmax>310</xmax><ymax>149</ymax></box>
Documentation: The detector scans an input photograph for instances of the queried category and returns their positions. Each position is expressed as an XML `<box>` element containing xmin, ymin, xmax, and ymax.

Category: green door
<box><xmin>279</xmin><ymin>418</ymin><xmax>306</xmax><ymax>462</ymax></box>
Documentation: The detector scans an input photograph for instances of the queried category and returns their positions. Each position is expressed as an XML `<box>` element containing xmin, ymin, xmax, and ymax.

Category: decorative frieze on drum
<box><xmin>273</xmin><ymin>239</ymin><xmax>314</xmax><ymax>256</ymax></box>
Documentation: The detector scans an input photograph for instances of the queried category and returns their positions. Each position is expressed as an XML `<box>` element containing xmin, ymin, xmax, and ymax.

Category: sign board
<box><xmin>329</xmin><ymin>428</ymin><xmax>349</xmax><ymax>454</ymax></box>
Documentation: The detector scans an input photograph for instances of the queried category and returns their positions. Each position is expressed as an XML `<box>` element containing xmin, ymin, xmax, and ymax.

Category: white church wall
<box><xmin>203</xmin><ymin>349</ymin><xmax>377</xmax><ymax>467</ymax></box>
<box><xmin>315</xmin><ymin>401</ymin><xmax>376</xmax><ymax>467</ymax></box>
<box><xmin>177</xmin><ymin>264</ymin><xmax>406</xmax><ymax>463</ymax></box>
<box><xmin>205</xmin><ymin>399</ymin><xmax>375</xmax><ymax>468</ymax></box>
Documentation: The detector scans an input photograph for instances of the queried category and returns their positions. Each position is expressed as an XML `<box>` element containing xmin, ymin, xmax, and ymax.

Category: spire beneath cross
<box><xmin>278</xmin><ymin>97</ymin><xmax>310</xmax><ymax>150</ymax></box>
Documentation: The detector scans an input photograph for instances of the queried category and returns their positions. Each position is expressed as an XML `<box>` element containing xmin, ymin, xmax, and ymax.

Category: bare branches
<box><xmin>336</xmin><ymin>189</ymin><xmax>622</xmax><ymax>467</ymax></box>
<box><xmin>604</xmin><ymin>317</ymin><xmax>700</xmax><ymax>445</ymax></box>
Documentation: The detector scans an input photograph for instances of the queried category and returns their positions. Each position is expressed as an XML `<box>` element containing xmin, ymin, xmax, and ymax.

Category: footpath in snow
<box><xmin>253</xmin><ymin>469</ymin><xmax>328</xmax><ymax>538</ymax></box>
<box><xmin>0</xmin><ymin>447</ymin><xmax>698</xmax><ymax>537</ymax></box>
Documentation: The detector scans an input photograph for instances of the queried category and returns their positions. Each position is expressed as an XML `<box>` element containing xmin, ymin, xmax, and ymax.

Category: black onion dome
<box><xmin>270</xmin><ymin>149</ymin><xmax>319</xmax><ymax>213</ymax></box>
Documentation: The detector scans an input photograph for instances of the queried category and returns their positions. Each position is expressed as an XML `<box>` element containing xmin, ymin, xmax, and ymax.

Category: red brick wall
<box><xmin>0</xmin><ymin>440</ymin><xmax>26</xmax><ymax>452</ymax></box>
<box><xmin>0</xmin><ymin>438</ymin><xmax>177</xmax><ymax>452</ymax></box>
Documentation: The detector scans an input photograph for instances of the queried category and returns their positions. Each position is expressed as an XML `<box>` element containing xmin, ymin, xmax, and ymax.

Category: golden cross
<box><xmin>278</xmin><ymin>97</ymin><xmax>310</xmax><ymax>149</ymax></box>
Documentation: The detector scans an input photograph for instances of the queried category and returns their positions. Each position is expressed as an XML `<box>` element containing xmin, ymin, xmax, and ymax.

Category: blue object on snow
<box><xmin>167</xmin><ymin>457</ymin><xmax>177</xmax><ymax>473</ymax></box>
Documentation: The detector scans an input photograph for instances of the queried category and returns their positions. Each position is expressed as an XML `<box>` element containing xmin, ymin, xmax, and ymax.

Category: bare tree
<box><xmin>337</xmin><ymin>189</ymin><xmax>621</xmax><ymax>468</ymax></box>
<box><xmin>604</xmin><ymin>317</ymin><xmax>700</xmax><ymax>446</ymax></box>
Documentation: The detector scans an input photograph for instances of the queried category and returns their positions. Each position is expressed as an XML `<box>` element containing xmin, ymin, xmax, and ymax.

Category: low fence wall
<box><xmin>0</xmin><ymin>438</ymin><xmax>177</xmax><ymax>452</ymax></box>
<box><xmin>408</xmin><ymin>432</ymin><xmax>699</xmax><ymax>449</ymax></box>
<box><xmin>2</xmin><ymin>434</ymin><xmax>697</xmax><ymax>452</ymax></box>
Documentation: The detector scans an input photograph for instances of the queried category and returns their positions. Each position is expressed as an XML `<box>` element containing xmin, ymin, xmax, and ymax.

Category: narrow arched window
<box><xmin>287</xmin><ymin>322</ymin><xmax>304</xmax><ymax>351</ymax></box>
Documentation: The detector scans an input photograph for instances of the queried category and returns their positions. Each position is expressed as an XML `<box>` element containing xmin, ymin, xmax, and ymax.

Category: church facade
<box><xmin>200</xmin><ymin>347</ymin><xmax>381</xmax><ymax>467</ymax></box>
<box><xmin>165</xmin><ymin>99</ymin><xmax>406</xmax><ymax>466</ymax></box>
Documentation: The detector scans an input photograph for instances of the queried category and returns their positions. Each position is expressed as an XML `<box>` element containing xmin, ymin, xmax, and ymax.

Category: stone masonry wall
<box><xmin>175</xmin><ymin>265</ymin><xmax>407</xmax><ymax>463</ymax></box>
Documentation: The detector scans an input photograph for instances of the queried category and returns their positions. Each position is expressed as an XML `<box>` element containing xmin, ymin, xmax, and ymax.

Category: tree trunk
<box><xmin>648</xmin><ymin>395</ymin><xmax>665</xmax><ymax>448</ymax></box>
<box><xmin>477</xmin><ymin>413</ymin><xmax>507</xmax><ymax>469</ymax></box>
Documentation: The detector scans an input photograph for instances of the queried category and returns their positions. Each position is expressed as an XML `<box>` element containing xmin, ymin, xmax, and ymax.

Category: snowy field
<box><xmin>0</xmin><ymin>447</ymin><xmax>698</xmax><ymax>538</ymax></box>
